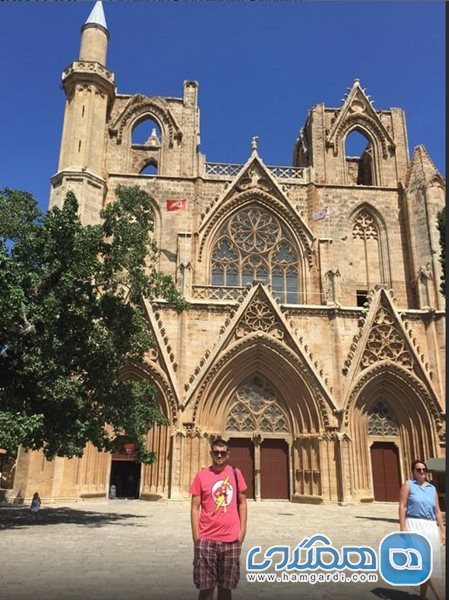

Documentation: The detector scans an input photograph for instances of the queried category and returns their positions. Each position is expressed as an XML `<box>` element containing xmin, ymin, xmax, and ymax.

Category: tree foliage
<box><xmin>0</xmin><ymin>186</ymin><xmax>187</xmax><ymax>463</ymax></box>
<box><xmin>437</xmin><ymin>207</ymin><xmax>445</xmax><ymax>296</ymax></box>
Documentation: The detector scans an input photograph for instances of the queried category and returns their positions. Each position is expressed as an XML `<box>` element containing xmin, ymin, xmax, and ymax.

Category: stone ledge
<box><xmin>291</xmin><ymin>494</ymin><xmax>324</xmax><ymax>505</ymax></box>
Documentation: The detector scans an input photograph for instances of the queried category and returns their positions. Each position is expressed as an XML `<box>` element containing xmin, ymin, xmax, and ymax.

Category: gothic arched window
<box><xmin>344</xmin><ymin>129</ymin><xmax>374</xmax><ymax>186</ymax></box>
<box><xmin>132</xmin><ymin>117</ymin><xmax>162</xmax><ymax>147</ymax></box>
<box><xmin>225</xmin><ymin>376</ymin><xmax>289</xmax><ymax>433</ymax></box>
<box><xmin>367</xmin><ymin>400</ymin><xmax>398</xmax><ymax>436</ymax></box>
<box><xmin>350</xmin><ymin>208</ymin><xmax>383</xmax><ymax>302</ymax></box>
<box><xmin>211</xmin><ymin>206</ymin><xmax>300</xmax><ymax>303</ymax></box>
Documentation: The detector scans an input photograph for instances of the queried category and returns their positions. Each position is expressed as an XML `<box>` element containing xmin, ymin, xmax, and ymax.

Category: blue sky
<box><xmin>0</xmin><ymin>1</ymin><xmax>445</xmax><ymax>213</ymax></box>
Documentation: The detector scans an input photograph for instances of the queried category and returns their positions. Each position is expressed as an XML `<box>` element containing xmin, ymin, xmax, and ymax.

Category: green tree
<box><xmin>0</xmin><ymin>186</ymin><xmax>187</xmax><ymax>463</ymax></box>
<box><xmin>437</xmin><ymin>207</ymin><xmax>445</xmax><ymax>296</ymax></box>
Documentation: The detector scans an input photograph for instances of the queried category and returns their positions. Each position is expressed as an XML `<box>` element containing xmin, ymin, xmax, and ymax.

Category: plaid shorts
<box><xmin>193</xmin><ymin>539</ymin><xmax>242</xmax><ymax>590</ymax></box>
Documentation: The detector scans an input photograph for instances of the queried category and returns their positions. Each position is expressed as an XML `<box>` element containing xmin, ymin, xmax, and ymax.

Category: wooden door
<box><xmin>227</xmin><ymin>438</ymin><xmax>255</xmax><ymax>500</ymax></box>
<box><xmin>370</xmin><ymin>442</ymin><xmax>400</xmax><ymax>501</ymax></box>
<box><xmin>260</xmin><ymin>439</ymin><xmax>289</xmax><ymax>499</ymax></box>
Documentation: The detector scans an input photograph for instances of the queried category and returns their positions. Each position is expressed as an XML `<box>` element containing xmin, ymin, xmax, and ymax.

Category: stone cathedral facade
<box><xmin>12</xmin><ymin>3</ymin><xmax>445</xmax><ymax>504</ymax></box>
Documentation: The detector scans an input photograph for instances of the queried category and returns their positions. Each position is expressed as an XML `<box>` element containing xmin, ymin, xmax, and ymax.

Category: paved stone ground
<box><xmin>0</xmin><ymin>499</ymin><xmax>445</xmax><ymax>600</ymax></box>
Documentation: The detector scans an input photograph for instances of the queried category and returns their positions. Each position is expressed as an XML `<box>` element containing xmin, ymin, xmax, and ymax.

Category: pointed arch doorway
<box><xmin>225</xmin><ymin>376</ymin><xmax>291</xmax><ymax>500</ymax></box>
<box><xmin>370</xmin><ymin>442</ymin><xmax>400</xmax><ymax>502</ymax></box>
<box><xmin>368</xmin><ymin>401</ymin><xmax>401</xmax><ymax>502</ymax></box>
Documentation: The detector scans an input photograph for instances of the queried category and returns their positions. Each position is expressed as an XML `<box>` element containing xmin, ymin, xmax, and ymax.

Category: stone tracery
<box><xmin>352</xmin><ymin>210</ymin><xmax>379</xmax><ymax>240</ymax></box>
<box><xmin>225</xmin><ymin>377</ymin><xmax>290</xmax><ymax>433</ymax></box>
<box><xmin>367</xmin><ymin>400</ymin><xmax>399</xmax><ymax>436</ymax></box>
<box><xmin>241</xmin><ymin>298</ymin><xmax>277</xmax><ymax>333</ymax></box>
<box><xmin>361</xmin><ymin>306</ymin><xmax>413</xmax><ymax>370</ymax></box>
<box><xmin>211</xmin><ymin>206</ymin><xmax>300</xmax><ymax>303</ymax></box>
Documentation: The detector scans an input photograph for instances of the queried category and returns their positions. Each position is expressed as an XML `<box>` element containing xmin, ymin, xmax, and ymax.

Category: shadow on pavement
<box><xmin>371</xmin><ymin>588</ymin><xmax>420</xmax><ymax>599</ymax></box>
<box><xmin>0</xmin><ymin>505</ymin><xmax>146</xmax><ymax>530</ymax></box>
<box><xmin>355</xmin><ymin>516</ymin><xmax>399</xmax><ymax>524</ymax></box>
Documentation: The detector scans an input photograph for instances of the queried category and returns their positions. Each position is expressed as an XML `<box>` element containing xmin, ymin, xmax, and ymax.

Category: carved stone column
<box><xmin>335</xmin><ymin>432</ymin><xmax>355</xmax><ymax>505</ymax></box>
<box><xmin>253</xmin><ymin>434</ymin><xmax>262</xmax><ymax>502</ymax></box>
<box><xmin>169</xmin><ymin>428</ymin><xmax>186</xmax><ymax>499</ymax></box>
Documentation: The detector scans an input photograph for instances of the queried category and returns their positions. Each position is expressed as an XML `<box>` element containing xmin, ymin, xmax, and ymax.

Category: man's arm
<box><xmin>398</xmin><ymin>482</ymin><xmax>409</xmax><ymax>531</ymax></box>
<box><xmin>238</xmin><ymin>492</ymin><xmax>247</xmax><ymax>543</ymax></box>
<box><xmin>191</xmin><ymin>495</ymin><xmax>201</xmax><ymax>542</ymax></box>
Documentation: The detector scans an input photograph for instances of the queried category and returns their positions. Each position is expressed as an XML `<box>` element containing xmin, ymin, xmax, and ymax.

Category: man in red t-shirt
<box><xmin>190</xmin><ymin>438</ymin><xmax>248</xmax><ymax>600</ymax></box>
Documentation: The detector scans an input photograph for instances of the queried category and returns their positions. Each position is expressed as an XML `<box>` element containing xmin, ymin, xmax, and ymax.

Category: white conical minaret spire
<box><xmin>85</xmin><ymin>1</ymin><xmax>108</xmax><ymax>31</ymax></box>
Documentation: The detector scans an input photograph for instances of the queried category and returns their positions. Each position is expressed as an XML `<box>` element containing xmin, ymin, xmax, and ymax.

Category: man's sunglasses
<box><xmin>212</xmin><ymin>450</ymin><xmax>228</xmax><ymax>457</ymax></box>
<box><xmin>415</xmin><ymin>467</ymin><xmax>427</xmax><ymax>473</ymax></box>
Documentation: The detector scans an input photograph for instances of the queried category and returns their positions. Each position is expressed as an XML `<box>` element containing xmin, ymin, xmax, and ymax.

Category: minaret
<box><xmin>79</xmin><ymin>1</ymin><xmax>109</xmax><ymax>64</ymax></box>
<box><xmin>50</xmin><ymin>1</ymin><xmax>115</xmax><ymax>224</ymax></box>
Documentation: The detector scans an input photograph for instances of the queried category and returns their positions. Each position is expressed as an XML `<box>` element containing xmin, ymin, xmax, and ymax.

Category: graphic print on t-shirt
<box><xmin>212</xmin><ymin>476</ymin><xmax>234</xmax><ymax>512</ymax></box>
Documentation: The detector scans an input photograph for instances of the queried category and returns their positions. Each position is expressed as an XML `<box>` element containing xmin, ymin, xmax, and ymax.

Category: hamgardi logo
<box><xmin>379</xmin><ymin>532</ymin><xmax>432</xmax><ymax>586</ymax></box>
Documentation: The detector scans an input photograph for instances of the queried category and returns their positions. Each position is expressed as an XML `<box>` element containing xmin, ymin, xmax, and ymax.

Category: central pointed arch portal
<box><xmin>226</xmin><ymin>376</ymin><xmax>291</xmax><ymax>500</ymax></box>
<box><xmin>193</xmin><ymin>338</ymin><xmax>327</xmax><ymax>502</ymax></box>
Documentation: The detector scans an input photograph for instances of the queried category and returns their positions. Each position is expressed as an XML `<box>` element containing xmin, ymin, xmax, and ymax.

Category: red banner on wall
<box><xmin>166</xmin><ymin>199</ymin><xmax>187</xmax><ymax>211</ymax></box>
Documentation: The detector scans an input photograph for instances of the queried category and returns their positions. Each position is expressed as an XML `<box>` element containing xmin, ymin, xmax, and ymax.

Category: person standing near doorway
<box><xmin>191</xmin><ymin>438</ymin><xmax>247</xmax><ymax>600</ymax></box>
<box><xmin>399</xmin><ymin>459</ymin><xmax>445</xmax><ymax>600</ymax></box>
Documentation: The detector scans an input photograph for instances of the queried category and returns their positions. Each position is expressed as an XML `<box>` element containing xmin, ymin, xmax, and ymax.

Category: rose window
<box><xmin>211</xmin><ymin>206</ymin><xmax>301</xmax><ymax>303</ymax></box>
<box><xmin>229</xmin><ymin>208</ymin><xmax>280</xmax><ymax>252</ymax></box>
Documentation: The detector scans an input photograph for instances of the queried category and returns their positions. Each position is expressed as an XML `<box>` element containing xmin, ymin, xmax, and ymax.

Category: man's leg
<box><xmin>198</xmin><ymin>587</ymin><xmax>215</xmax><ymax>600</ymax></box>
<box><xmin>217</xmin><ymin>586</ymin><xmax>231</xmax><ymax>600</ymax></box>
<box><xmin>194</xmin><ymin>540</ymin><xmax>218</xmax><ymax>599</ymax></box>
<box><xmin>217</xmin><ymin>541</ymin><xmax>241</xmax><ymax>598</ymax></box>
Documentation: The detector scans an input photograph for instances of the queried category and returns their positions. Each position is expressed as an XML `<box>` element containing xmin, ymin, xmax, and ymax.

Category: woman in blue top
<box><xmin>399</xmin><ymin>460</ymin><xmax>445</xmax><ymax>600</ymax></box>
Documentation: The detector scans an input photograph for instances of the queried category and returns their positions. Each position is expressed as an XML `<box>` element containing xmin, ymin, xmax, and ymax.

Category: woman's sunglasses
<box><xmin>415</xmin><ymin>467</ymin><xmax>427</xmax><ymax>473</ymax></box>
